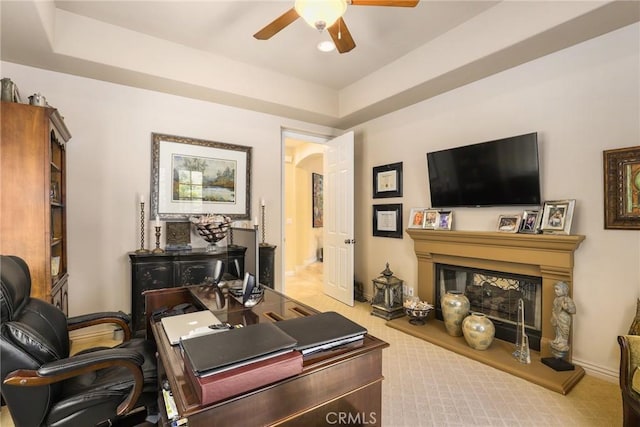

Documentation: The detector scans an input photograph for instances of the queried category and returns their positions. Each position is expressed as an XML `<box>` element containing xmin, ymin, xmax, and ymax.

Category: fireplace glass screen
<box><xmin>435</xmin><ymin>264</ymin><xmax>542</xmax><ymax>350</ymax></box>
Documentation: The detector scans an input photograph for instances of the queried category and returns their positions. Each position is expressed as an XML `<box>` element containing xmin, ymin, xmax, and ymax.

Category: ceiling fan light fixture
<box><xmin>317</xmin><ymin>40</ymin><xmax>336</xmax><ymax>52</ymax></box>
<box><xmin>295</xmin><ymin>0</ymin><xmax>347</xmax><ymax>31</ymax></box>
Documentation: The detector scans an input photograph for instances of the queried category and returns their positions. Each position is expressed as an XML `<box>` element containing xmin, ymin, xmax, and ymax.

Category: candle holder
<box><xmin>152</xmin><ymin>226</ymin><xmax>165</xmax><ymax>254</ymax></box>
<box><xmin>135</xmin><ymin>202</ymin><xmax>150</xmax><ymax>253</ymax></box>
<box><xmin>260</xmin><ymin>204</ymin><xmax>266</xmax><ymax>244</ymax></box>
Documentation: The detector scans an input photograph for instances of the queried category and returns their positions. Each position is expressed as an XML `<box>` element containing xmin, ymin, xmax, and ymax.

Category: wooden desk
<box><xmin>146</xmin><ymin>286</ymin><xmax>389</xmax><ymax>426</ymax></box>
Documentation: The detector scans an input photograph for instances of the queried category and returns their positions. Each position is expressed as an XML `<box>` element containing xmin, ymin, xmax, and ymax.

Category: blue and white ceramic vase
<box><xmin>441</xmin><ymin>290</ymin><xmax>470</xmax><ymax>337</ymax></box>
<box><xmin>462</xmin><ymin>312</ymin><xmax>495</xmax><ymax>350</ymax></box>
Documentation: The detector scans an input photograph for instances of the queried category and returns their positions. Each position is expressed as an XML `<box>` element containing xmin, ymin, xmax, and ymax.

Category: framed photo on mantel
<box><xmin>540</xmin><ymin>200</ymin><xmax>575</xmax><ymax>235</ymax></box>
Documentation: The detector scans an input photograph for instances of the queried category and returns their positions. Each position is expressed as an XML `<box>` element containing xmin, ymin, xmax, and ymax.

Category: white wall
<box><xmin>1</xmin><ymin>60</ymin><xmax>336</xmax><ymax>314</ymax></box>
<box><xmin>352</xmin><ymin>23</ymin><xmax>640</xmax><ymax>377</ymax></box>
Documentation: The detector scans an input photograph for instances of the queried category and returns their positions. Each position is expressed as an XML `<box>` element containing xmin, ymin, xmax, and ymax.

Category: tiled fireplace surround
<box><xmin>393</xmin><ymin>229</ymin><xmax>585</xmax><ymax>394</ymax></box>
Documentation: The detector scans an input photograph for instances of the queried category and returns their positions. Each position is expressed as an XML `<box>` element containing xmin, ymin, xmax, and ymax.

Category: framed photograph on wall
<box><xmin>373</xmin><ymin>204</ymin><xmax>403</xmax><ymax>238</ymax></box>
<box><xmin>497</xmin><ymin>215</ymin><xmax>521</xmax><ymax>233</ymax></box>
<box><xmin>423</xmin><ymin>209</ymin><xmax>439</xmax><ymax>230</ymax></box>
<box><xmin>438</xmin><ymin>211</ymin><xmax>453</xmax><ymax>230</ymax></box>
<box><xmin>408</xmin><ymin>208</ymin><xmax>427</xmax><ymax>229</ymax></box>
<box><xmin>151</xmin><ymin>133</ymin><xmax>252</xmax><ymax>220</ymax></box>
<box><xmin>373</xmin><ymin>162</ymin><xmax>403</xmax><ymax>198</ymax></box>
<box><xmin>312</xmin><ymin>173</ymin><xmax>323</xmax><ymax>228</ymax></box>
<box><xmin>604</xmin><ymin>146</ymin><xmax>640</xmax><ymax>229</ymax></box>
<box><xmin>540</xmin><ymin>200</ymin><xmax>575</xmax><ymax>235</ymax></box>
<box><xmin>519</xmin><ymin>210</ymin><xmax>540</xmax><ymax>234</ymax></box>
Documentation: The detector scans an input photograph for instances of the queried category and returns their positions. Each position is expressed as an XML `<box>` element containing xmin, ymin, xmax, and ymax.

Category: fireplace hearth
<box><xmin>393</xmin><ymin>229</ymin><xmax>585</xmax><ymax>394</ymax></box>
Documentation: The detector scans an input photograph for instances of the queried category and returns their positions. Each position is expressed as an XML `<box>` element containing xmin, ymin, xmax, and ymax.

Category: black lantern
<box><xmin>371</xmin><ymin>263</ymin><xmax>404</xmax><ymax>320</ymax></box>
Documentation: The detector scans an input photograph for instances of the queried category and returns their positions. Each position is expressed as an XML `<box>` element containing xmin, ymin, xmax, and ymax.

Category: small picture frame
<box><xmin>540</xmin><ymin>200</ymin><xmax>575</xmax><ymax>235</ymax></box>
<box><xmin>438</xmin><ymin>211</ymin><xmax>453</xmax><ymax>230</ymax></box>
<box><xmin>373</xmin><ymin>203</ymin><xmax>403</xmax><ymax>238</ymax></box>
<box><xmin>373</xmin><ymin>162</ymin><xmax>403</xmax><ymax>198</ymax></box>
<box><xmin>497</xmin><ymin>215</ymin><xmax>521</xmax><ymax>233</ymax></box>
<box><xmin>165</xmin><ymin>222</ymin><xmax>192</xmax><ymax>250</ymax></box>
<box><xmin>519</xmin><ymin>210</ymin><xmax>540</xmax><ymax>234</ymax></box>
<box><xmin>408</xmin><ymin>208</ymin><xmax>427</xmax><ymax>229</ymax></box>
<box><xmin>423</xmin><ymin>209</ymin><xmax>440</xmax><ymax>230</ymax></box>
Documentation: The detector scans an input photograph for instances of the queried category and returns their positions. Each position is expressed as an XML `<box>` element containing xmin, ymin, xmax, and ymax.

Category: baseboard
<box><xmin>573</xmin><ymin>357</ymin><xmax>618</xmax><ymax>384</ymax></box>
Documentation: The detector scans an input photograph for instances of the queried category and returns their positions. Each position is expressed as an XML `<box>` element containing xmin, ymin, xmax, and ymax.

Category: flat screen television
<box><xmin>427</xmin><ymin>133</ymin><xmax>541</xmax><ymax>207</ymax></box>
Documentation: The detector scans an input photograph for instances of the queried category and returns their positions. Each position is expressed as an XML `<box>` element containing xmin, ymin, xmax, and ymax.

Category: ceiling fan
<box><xmin>253</xmin><ymin>0</ymin><xmax>419</xmax><ymax>54</ymax></box>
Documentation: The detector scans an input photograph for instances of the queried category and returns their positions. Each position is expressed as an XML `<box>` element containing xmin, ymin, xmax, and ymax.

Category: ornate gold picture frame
<box><xmin>604</xmin><ymin>146</ymin><xmax>640</xmax><ymax>229</ymax></box>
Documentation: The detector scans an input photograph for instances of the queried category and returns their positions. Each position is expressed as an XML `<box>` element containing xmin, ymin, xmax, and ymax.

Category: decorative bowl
<box><xmin>190</xmin><ymin>215</ymin><xmax>232</xmax><ymax>250</ymax></box>
<box><xmin>403</xmin><ymin>299</ymin><xmax>434</xmax><ymax>325</ymax></box>
<box><xmin>404</xmin><ymin>307</ymin><xmax>433</xmax><ymax>325</ymax></box>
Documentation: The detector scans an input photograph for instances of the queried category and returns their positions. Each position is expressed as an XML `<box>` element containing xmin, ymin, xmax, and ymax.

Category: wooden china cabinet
<box><xmin>1</xmin><ymin>101</ymin><xmax>72</xmax><ymax>314</ymax></box>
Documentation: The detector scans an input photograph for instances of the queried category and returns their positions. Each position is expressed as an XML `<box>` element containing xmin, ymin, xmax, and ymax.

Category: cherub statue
<box><xmin>550</xmin><ymin>281</ymin><xmax>576</xmax><ymax>359</ymax></box>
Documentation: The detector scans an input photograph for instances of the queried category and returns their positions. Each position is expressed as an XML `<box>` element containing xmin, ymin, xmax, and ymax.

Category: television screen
<box><xmin>427</xmin><ymin>133</ymin><xmax>541</xmax><ymax>207</ymax></box>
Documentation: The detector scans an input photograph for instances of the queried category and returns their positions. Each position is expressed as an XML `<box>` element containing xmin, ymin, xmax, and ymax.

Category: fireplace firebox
<box><xmin>435</xmin><ymin>264</ymin><xmax>542</xmax><ymax>350</ymax></box>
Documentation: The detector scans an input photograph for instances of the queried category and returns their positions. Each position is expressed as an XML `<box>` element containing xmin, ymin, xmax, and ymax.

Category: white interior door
<box><xmin>323</xmin><ymin>131</ymin><xmax>354</xmax><ymax>306</ymax></box>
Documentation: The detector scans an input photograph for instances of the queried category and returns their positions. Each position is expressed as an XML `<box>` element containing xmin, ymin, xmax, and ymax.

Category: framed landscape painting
<box><xmin>151</xmin><ymin>133</ymin><xmax>251</xmax><ymax>220</ymax></box>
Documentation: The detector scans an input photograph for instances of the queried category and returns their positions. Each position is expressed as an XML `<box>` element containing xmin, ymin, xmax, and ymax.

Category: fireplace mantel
<box><xmin>392</xmin><ymin>229</ymin><xmax>586</xmax><ymax>394</ymax></box>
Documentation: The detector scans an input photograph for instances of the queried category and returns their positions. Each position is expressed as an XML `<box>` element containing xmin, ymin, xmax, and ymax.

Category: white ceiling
<box><xmin>1</xmin><ymin>1</ymin><xmax>639</xmax><ymax>129</ymax></box>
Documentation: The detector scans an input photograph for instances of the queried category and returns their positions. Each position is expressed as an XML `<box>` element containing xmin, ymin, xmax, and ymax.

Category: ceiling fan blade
<box><xmin>327</xmin><ymin>18</ymin><xmax>356</xmax><ymax>54</ymax></box>
<box><xmin>253</xmin><ymin>8</ymin><xmax>299</xmax><ymax>40</ymax></box>
<box><xmin>350</xmin><ymin>0</ymin><xmax>419</xmax><ymax>6</ymax></box>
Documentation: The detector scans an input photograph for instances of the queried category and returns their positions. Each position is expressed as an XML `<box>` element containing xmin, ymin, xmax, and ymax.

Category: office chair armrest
<box><xmin>68</xmin><ymin>311</ymin><xmax>132</xmax><ymax>341</ymax></box>
<box><xmin>3</xmin><ymin>348</ymin><xmax>145</xmax><ymax>416</ymax></box>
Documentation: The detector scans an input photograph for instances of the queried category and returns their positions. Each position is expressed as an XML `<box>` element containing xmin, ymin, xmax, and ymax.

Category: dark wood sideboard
<box><xmin>145</xmin><ymin>286</ymin><xmax>388</xmax><ymax>426</ymax></box>
<box><xmin>128</xmin><ymin>246</ymin><xmax>246</xmax><ymax>332</ymax></box>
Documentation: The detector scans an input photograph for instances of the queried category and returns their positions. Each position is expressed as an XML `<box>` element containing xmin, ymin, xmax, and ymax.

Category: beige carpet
<box><xmin>285</xmin><ymin>262</ymin><xmax>621</xmax><ymax>427</ymax></box>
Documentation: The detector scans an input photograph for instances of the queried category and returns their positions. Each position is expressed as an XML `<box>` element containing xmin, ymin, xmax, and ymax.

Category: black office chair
<box><xmin>0</xmin><ymin>255</ymin><xmax>158</xmax><ymax>427</ymax></box>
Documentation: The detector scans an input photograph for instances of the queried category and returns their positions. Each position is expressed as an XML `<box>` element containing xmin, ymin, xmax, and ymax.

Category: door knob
<box><xmin>344</xmin><ymin>239</ymin><xmax>355</xmax><ymax>244</ymax></box>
